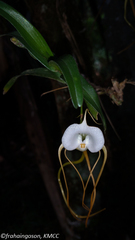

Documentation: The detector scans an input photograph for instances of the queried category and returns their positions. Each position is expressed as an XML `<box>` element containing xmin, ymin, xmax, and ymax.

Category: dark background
<box><xmin>0</xmin><ymin>0</ymin><xmax>135</xmax><ymax>239</ymax></box>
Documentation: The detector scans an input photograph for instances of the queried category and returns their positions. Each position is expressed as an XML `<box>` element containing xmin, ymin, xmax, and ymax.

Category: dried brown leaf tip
<box><xmin>107</xmin><ymin>78</ymin><xmax>127</xmax><ymax>106</ymax></box>
<box><xmin>97</xmin><ymin>78</ymin><xmax>135</xmax><ymax>106</ymax></box>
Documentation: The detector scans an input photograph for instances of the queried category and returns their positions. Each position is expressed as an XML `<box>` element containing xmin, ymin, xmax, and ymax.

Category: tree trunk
<box><xmin>14</xmin><ymin>77</ymin><xmax>74</xmax><ymax>239</ymax></box>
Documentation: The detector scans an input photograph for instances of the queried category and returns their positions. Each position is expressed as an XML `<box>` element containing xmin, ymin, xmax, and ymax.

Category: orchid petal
<box><xmin>83</xmin><ymin>128</ymin><xmax>104</xmax><ymax>153</ymax></box>
<box><xmin>62</xmin><ymin>124</ymin><xmax>82</xmax><ymax>151</ymax></box>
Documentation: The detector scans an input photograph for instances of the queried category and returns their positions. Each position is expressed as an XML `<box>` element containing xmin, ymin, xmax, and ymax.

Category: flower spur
<box><xmin>58</xmin><ymin>110</ymin><xmax>107</xmax><ymax>227</ymax></box>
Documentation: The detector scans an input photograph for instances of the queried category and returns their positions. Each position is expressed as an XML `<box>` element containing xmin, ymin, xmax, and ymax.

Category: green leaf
<box><xmin>3</xmin><ymin>68</ymin><xmax>65</xmax><ymax>94</ymax></box>
<box><xmin>2</xmin><ymin>31</ymin><xmax>52</xmax><ymax>70</ymax></box>
<box><xmin>0</xmin><ymin>1</ymin><xmax>53</xmax><ymax>60</ymax></box>
<box><xmin>81</xmin><ymin>76</ymin><xmax>106</xmax><ymax>130</ymax></box>
<box><xmin>51</xmin><ymin>55</ymin><xmax>83</xmax><ymax>108</ymax></box>
<box><xmin>85</xmin><ymin>99</ymin><xmax>98</xmax><ymax>120</ymax></box>
<box><xmin>49</xmin><ymin>60</ymin><xmax>62</xmax><ymax>73</ymax></box>
<box><xmin>21</xmin><ymin>68</ymin><xmax>65</xmax><ymax>83</ymax></box>
<box><xmin>3</xmin><ymin>76</ymin><xmax>18</xmax><ymax>94</ymax></box>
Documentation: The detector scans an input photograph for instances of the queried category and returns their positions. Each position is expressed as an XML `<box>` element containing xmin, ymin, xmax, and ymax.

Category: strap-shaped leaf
<box><xmin>3</xmin><ymin>68</ymin><xmax>65</xmax><ymax>94</ymax></box>
<box><xmin>51</xmin><ymin>55</ymin><xmax>83</xmax><ymax>108</ymax></box>
<box><xmin>8</xmin><ymin>31</ymin><xmax>53</xmax><ymax>70</ymax></box>
<box><xmin>0</xmin><ymin>1</ymin><xmax>53</xmax><ymax>60</ymax></box>
<box><xmin>85</xmin><ymin>99</ymin><xmax>98</xmax><ymax>120</ymax></box>
<box><xmin>81</xmin><ymin>76</ymin><xmax>106</xmax><ymax>130</ymax></box>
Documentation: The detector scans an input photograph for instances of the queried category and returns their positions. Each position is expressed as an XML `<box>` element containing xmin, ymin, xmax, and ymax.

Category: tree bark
<box><xmin>14</xmin><ymin>77</ymin><xmax>74</xmax><ymax>239</ymax></box>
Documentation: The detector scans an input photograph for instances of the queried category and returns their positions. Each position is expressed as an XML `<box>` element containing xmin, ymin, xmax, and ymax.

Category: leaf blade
<box><xmin>3</xmin><ymin>68</ymin><xmax>65</xmax><ymax>94</ymax></box>
<box><xmin>0</xmin><ymin>1</ymin><xmax>53</xmax><ymax>59</ymax></box>
<box><xmin>81</xmin><ymin>76</ymin><xmax>106</xmax><ymax>130</ymax></box>
<box><xmin>2</xmin><ymin>31</ymin><xmax>52</xmax><ymax>70</ymax></box>
<box><xmin>54</xmin><ymin>55</ymin><xmax>83</xmax><ymax>108</ymax></box>
<box><xmin>3</xmin><ymin>75</ymin><xmax>19</xmax><ymax>94</ymax></box>
<box><xmin>85</xmin><ymin>99</ymin><xmax>98</xmax><ymax>120</ymax></box>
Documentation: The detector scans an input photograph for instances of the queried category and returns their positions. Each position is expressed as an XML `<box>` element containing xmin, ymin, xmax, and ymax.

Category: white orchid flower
<box><xmin>62</xmin><ymin>110</ymin><xmax>104</xmax><ymax>153</ymax></box>
<box><xmin>58</xmin><ymin>110</ymin><xmax>107</xmax><ymax>227</ymax></box>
